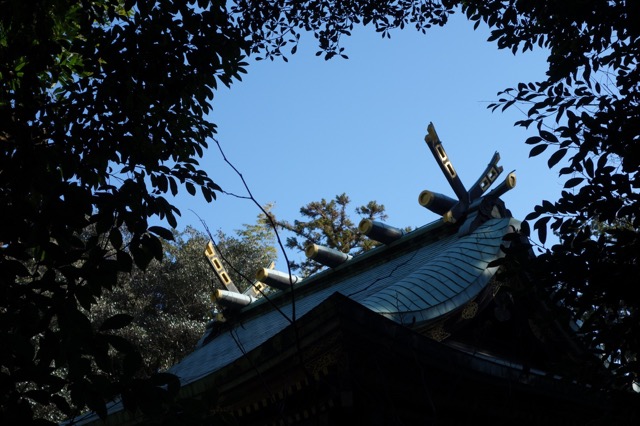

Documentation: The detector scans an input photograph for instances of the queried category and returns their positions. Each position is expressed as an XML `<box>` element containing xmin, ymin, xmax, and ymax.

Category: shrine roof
<box><xmin>70</xmin><ymin>122</ymin><xmax>527</xmax><ymax>425</ymax></box>
<box><xmin>169</xmin><ymin>215</ymin><xmax>519</xmax><ymax>388</ymax></box>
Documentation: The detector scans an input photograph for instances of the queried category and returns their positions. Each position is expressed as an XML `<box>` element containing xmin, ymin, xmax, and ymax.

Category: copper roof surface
<box><xmin>168</xmin><ymin>216</ymin><xmax>518</xmax><ymax>387</ymax></box>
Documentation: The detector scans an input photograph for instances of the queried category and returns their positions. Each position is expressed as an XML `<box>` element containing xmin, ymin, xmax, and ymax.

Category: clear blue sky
<box><xmin>169</xmin><ymin>13</ymin><xmax>562</xmax><ymax>268</ymax></box>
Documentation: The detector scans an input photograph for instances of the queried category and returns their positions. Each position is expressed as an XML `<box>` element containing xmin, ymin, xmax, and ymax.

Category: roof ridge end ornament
<box><xmin>204</xmin><ymin>241</ymin><xmax>241</xmax><ymax>293</ymax></box>
<box><xmin>305</xmin><ymin>244</ymin><xmax>353</xmax><ymax>268</ymax></box>
<box><xmin>255</xmin><ymin>267</ymin><xmax>302</xmax><ymax>291</ymax></box>
<box><xmin>242</xmin><ymin>261</ymin><xmax>275</xmax><ymax>299</ymax></box>
<box><xmin>422</xmin><ymin>122</ymin><xmax>514</xmax><ymax>224</ymax></box>
<box><xmin>470</xmin><ymin>171</ymin><xmax>517</xmax><ymax>210</ymax></box>
<box><xmin>418</xmin><ymin>190</ymin><xmax>457</xmax><ymax>216</ymax></box>
<box><xmin>212</xmin><ymin>288</ymin><xmax>255</xmax><ymax>310</ymax></box>
<box><xmin>424</xmin><ymin>122</ymin><xmax>469</xmax><ymax>206</ymax></box>
<box><xmin>358</xmin><ymin>219</ymin><xmax>405</xmax><ymax>244</ymax></box>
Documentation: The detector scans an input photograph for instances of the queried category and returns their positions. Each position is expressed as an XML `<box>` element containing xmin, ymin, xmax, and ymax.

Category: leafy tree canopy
<box><xmin>1</xmin><ymin>1</ymin><xmax>248</xmax><ymax>422</ymax></box>
<box><xmin>89</xmin><ymin>211</ymin><xmax>276</xmax><ymax>375</ymax></box>
<box><xmin>33</xmin><ymin>212</ymin><xmax>275</xmax><ymax>423</ymax></box>
<box><xmin>476</xmin><ymin>0</ymin><xmax>640</xmax><ymax>389</ymax></box>
<box><xmin>2</xmin><ymin>0</ymin><xmax>639</xmax><ymax>422</ymax></box>
<box><xmin>278</xmin><ymin>193</ymin><xmax>395</xmax><ymax>276</ymax></box>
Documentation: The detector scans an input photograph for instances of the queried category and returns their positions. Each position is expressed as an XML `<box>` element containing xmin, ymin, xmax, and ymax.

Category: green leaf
<box><xmin>186</xmin><ymin>181</ymin><xmax>196</xmax><ymax>196</ymax></box>
<box><xmin>143</xmin><ymin>234</ymin><xmax>164</xmax><ymax>261</ymax></box>
<box><xmin>547</xmin><ymin>148</ymin><xmax>567</xmax><ymax>168</ymax></box>
<box><xmin>104</xmin><ymin>334</ymin><xmax>135</xmax><ymax>354</ymax></box>
<box><xmin>166</xmin><ymin>209</ymin><xmax>178</xmax><ymax>229</ymax></box>
<box><xmin>533</xmin><ymin>216</ymin><xmax>551</xmax><ymax>245</ymax></box>
<box><xmin>525</xmin><ymin>136</ymin><xmax>543</xmax><ymax>146</ymax></box>
<box><xmin>540</xmin><ymin>130</ymin><xmax>558</xmax><ymax>142</ymax></box>
<box><xmin>117</xmin><ymin>250</ymin><xmax>133</xmax><ymax>273</ymax></box>
<box><xmin>51</xmin><ymin>394</ymin><xmax>71</xmax><ymax>416</ymax></box>
<box><xmin>75</xmin><ymin>286</ymin><xmax>96</xmax><ymax>311</ymax></box>
<box><xmin>99</xmin><ymin>314</ymin><xmax>134</xmax><ymax>332</ymax></box>
<box><xmin>202</xmin><ymin>186</ymin><xmax>212</xmax><ymax>202</ymax></box>
<box><xmin>524</xmin><ymin>211</ymin><xmax>540</xmax><ymax>221</ymax></box>
<box><xmin>109</xmin><ymin>228</ymin><xmax>123</xmax><ymax>249</ymax></box>
<box><xmin>584</xmin><ymin>158</ymin><xmax>594</xmax><ymax>178</ymax></box>
<box><xmin>4</xmin><ymin>258</ymin><xmax>31</xmax><ymax>278</ymax></box>
<box><xmin>148</xmin><ymin>225</ymin><xmax>174</xmax><ymax>241</ymax></box>
<box><xmin>123</xmin><ymin>351</ymin><xmax>143</xmax><ymax>377</ymax></box>
<box><xmin>169</xmin><ymin>177</ymin><xmax>178</xmax><ymax>196</ymax></box>
<box><xmin>131</xmin><ymin>243</ymin><xmax>153</xmax><ymax>270</ymax></box>
<box><xmin>529</xmin><ymin>144</ymin><xmax>548</xmax><ymax>158</ymax></box>
<box><xmin>25</xmin><ymin>389</ymin><xmax>51</xmax><ymax>405</ymax></box>
<box><xmin>564</xmin><ymin>177</ymin><xmax>584</xmax><ymax>188</ymax></box>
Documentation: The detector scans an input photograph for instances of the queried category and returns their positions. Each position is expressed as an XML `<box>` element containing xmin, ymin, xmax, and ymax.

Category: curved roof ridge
<box><xmin>360</xmin><ymin>217</ymin><xmax>516</xmax><ymax>326</ymax></box>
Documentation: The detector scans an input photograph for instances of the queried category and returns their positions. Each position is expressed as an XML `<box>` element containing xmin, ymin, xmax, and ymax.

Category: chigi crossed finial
<box><xmin>205</xmin><ymin>122</ymin><xmax>518</xmax><ymax>315</ymax></box>
<box><xmin>420</xmin><ymin>122</ymin><xmax>516</xmax><ymax>224</ymax></box>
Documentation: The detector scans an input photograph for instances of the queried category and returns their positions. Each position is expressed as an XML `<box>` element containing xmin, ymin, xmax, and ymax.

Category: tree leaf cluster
<box><xmin>2</xmin><ymin>1</ymin><xmax>446</xmax><ymax>420</ymax></box>
<box><xmin>1</xmin><ymin>1</ymin><xmax>247</xmax><ymax>422</ymax></box>
<box><xmin>229</xmin><ymin>0</ymin><xmax>454</xmax><ymax>61</ymax></box>
<box><xmin>87</xmin><ymin>219</ymin><xmax>276</xmax><ymax>373</ymax></box>
<box><xmin>4</xmin><ymin>0</ymin><xmax>640</xmax><ymax>422</ymax></box>
<box><xmin>476</xmin><ymin>0</ymin><xmax>640</xmax><ymax>389</ymax></box>
<box><xmin>30</xmin><ymin>217</ymin><xmax>275</xmax><ymax>423</ymax></box>
<box><xmin>277</xmin><ymin>193</ymin><xmax>394</xmax><ymax>276</ymax></box>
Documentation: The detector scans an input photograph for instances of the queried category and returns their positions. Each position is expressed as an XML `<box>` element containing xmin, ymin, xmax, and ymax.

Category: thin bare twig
<box><xmin>212</xmin><ymin>137</ymin><xmax>298</xmax><ymax>321</ymax></box>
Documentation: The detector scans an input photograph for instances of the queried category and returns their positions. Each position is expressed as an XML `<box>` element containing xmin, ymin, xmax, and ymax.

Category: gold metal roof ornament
<box><xmin>358</xmin><ymin>219</ymin><xmax>405</xmax><ymax>244</ymax></box>
<box><xmin>305</xmin><ymin>244</ymin><xmax>353</xmax><ymax>268</ymax></box>
<box><xmin>204</xmin><ymin>241</ymin><xmax>240</xmax><ymax>294</ymax></box>
<box><xmin>421</xmin><ymin>122</ymin><xmax>516</xmax><ymax>234</ymax></box>
<box><xmin>255</xmin><ymin>267</ymin><xmax>302</xmax><ymax>291</ymax></box>
<box><xmin>211</xmin><ymin>288</ymin><xmax>255</xmax><ymax>310</ymax></box>
<box><xmin>204</xmin><ymin>242</ymin><xmax>280</xmax><ymax>311</ymax></box>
